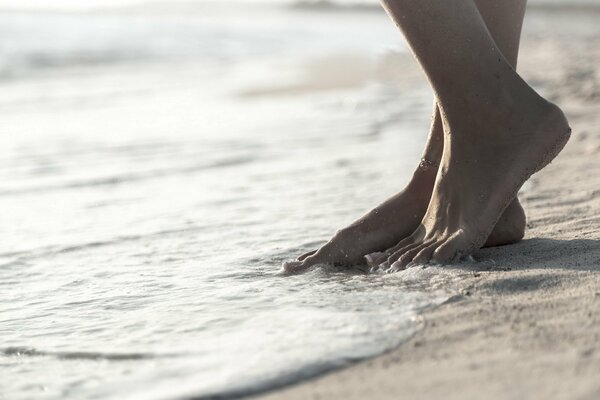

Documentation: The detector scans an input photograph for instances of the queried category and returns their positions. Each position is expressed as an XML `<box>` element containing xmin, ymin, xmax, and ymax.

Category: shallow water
<box><xmin>0</xmin><ymin>3</ymin><xmax>455</xmax><ymax>399</ymax></box>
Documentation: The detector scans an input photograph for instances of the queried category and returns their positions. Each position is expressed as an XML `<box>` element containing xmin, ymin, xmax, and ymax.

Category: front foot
<box><xmin>368</xmin><ymin>100</ymin><xmax>570</xmax><ymax>273</ymax></box>
<box><xmin>282</xmin><ymin>185</ymin><xmax>430</xmax><ymax>274</ymax></box>
<box><xmin>284</xmin><ymin>194</ymin><xmax>526</xmax><ymax>274</ymax></box>
<box><xmin>365</xmin><ymin>198</ymin><xmax>527</xmax><ymax>272</ymax></box>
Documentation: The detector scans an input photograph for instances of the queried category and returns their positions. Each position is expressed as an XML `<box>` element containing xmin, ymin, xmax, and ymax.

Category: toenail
<box><xmin>390</xmin><ymin>261</ymin><xmax>403</xmax><ymax>271</ymax></box>
<box><xmin>282</xmin><ymin>260</ymin><xmax>306</xmax><ymax>273</ymax></box>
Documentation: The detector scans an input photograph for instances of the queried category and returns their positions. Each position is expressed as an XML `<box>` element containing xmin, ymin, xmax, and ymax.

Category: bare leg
<box><xmin>285</xmin><ymin>0</ymin><xmax>531</xmax><ymax>271</ymax></box>
<box><xmin>371</xmin><ymin>0</ymin><xmax>570</xmax><ymax>271</ymax></box>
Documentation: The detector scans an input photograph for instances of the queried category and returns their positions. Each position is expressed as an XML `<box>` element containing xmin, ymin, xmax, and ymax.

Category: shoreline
<box><xmin>254</xmin><ymin>7</ymin><xmax>600</xmax><ymax>400</ymax></box>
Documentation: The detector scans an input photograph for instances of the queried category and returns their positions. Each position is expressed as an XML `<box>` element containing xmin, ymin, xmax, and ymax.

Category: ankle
<box><xmin>441</xmin><ymin>73</ymin><xmax>543</xmax><ymax>129</ymax></box>
<box><xmin>408</xmin><ymin>162</ymin><xmax>437</xmax><ymax>197</ymax></box>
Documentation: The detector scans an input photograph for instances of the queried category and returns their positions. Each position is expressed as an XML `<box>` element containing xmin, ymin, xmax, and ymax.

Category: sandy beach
<box><xmin>256</xmin><ymin>5</ymin><xmax>600</xmax><ymax>400</ymax></box>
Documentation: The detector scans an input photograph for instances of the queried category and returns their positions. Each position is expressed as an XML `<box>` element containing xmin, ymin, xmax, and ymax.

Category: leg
<box><xmin>367</xmin><ymin>0</ymin><xmax>530</xmax><ymax>268</ymax></box>
<box><xmin>284</xmin><ymin>0</ymin><xmax>530</xmax><ymax>272</ymax></box>
<box><xmin>376</xmin><ymin>0</ymin><xmax>569</xmax><ymax>271</ymax></box>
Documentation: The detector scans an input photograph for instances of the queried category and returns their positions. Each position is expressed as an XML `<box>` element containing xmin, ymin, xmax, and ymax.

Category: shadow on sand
<box><xmin>477</xmin><ymin>237</ymin><xmax>600</xmax><ymax>273</ymax></box>
<box><xmin>469</xmin><ymin>238</ymin><xmax>600</xmax><ymax>295</ymax></box>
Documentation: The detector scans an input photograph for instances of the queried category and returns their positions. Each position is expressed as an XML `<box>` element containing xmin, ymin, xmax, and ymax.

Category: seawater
<box><xmin>0</xmin><ymin>3</ymin><xmax>452</xmax><ymax>399</ymax></box>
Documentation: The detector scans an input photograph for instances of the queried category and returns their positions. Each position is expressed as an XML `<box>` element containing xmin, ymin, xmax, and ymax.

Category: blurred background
<box><xmin>3</xmin><ymin>0</ymin><xmax>597</xmax><ymax>253</ymax></box>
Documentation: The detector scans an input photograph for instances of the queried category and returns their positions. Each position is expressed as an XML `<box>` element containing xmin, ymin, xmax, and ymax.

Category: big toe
<box><xmin>431</xmin><ymin>231</ymin><xmax>470</xmax><ymax>264</ymax></box>
<box><xmin>410</xmin><ymin>241</ymin><xmax>440</xmax><ymax>265</ymax></box>
<box><xmin>365</xmin><ymin>252</ymin><xmax>386</xmax><ymax>268</ymax></box>
<box><xmin>282</xmin><ymin>247</ymin><xmax>331</xmax><ymax>274</ymax></box>
<box><xmin>282</xmin><ymin>260</ymin><xmax>304</xmax><ymax>274</ymax></box>
<box><xmin>297</xmin><ymin>250</ymin><xmax>317</xmax><ymax>261</ymax></box>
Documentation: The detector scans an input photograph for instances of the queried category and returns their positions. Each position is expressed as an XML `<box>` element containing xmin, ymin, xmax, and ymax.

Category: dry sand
<box><xmin>255</xmin><ymin>7</ymin><xmax>600</xmax><ymax>400</ymax></box>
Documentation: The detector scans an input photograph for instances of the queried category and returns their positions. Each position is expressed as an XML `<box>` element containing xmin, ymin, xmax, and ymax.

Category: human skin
<box><xmin>285</xmin><ymin>0</ymin><xmax>536</xmax><ymax>271</ymax></box>
<box><xmin>365</xmin><ymin>0</ymin><xmax>570</xmax><ymax>271</ymax></box>
<box><xmin>284</xmin><ymin>0</ymin><xmax>570</xmax><ymax>272</ymax></box>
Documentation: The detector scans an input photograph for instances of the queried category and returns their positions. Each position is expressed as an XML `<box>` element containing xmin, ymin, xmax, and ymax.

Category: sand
<box><xmin>254</xmin><ymin>6</ymin><xmax>600</xmax><ymax>400</ymax></box>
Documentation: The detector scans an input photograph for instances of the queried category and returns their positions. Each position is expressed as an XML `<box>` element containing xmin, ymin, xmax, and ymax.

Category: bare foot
<box><xmin>371</xmin><ymin>96</ymin><xmax>570</xmax><ymax>273</ymax></box>
<box><xmin>283</xmin><ymin>159</ymin><xmax>526</xmax><ymax>273</ymax></box>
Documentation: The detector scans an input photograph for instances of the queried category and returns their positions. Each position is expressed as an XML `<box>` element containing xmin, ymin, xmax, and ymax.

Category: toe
<box><xmin>365</xmin><ymin>252</ymin><xmax>386</xmax><ymax>268</ymax></box>
<box><xmin>431</xmin><ymin>231</ymin><xmax>468</xmax><ymax>264</ymax></box>
<box><xmin>282</xmin><ymin>251</ymin><xmax>324</xmax><ymax>274</ymax></box>
<box><xmin>410</xmin><ymin>241</ymin><xmax>440</xmax><ymax>265</ymax></box>
<box><xmin>387</xmin><ymin>241</ymin><xmax>425</xmax><ymax>264</ymax></box>
<box><xmin>431</xmin><ymin>240</ymin><xmax>456</xmax><ymax>264</ymax></box>
<box><xmin>381</xmin><ymin>232</ymin><xmax>422</xmax><ymax>265</ymax></box>
<box><xmin>387</xmin><ymin>234</ymin><xmax>418</xmax><ymax>256</ymax></box>
<box><xmin>365</xmin><ymin>249</ymin><xmax>390</xmax><ymax>268</ymax></box>
<box><xmin>282</xmin><ymin>260</ymin><xmax>307</xmax><ymax>274</ymax></box>
<box><xmin>367</xmin><ymin>227</ymin><xmax>427</xmax><ymax>269</ymax></box>
<box><xmin>389</xmin><ymin>241</ymin><xmax>433</xmax><ymax>272</ymax></box>
<box><xmin>297</xmin><ymin>250</ymin><xmax>316</xmax><ymax>261</ymax></box>
<box><xmin>379</xmin><ymin>260</ymin><xmax>391</xmax><ymax>271</ymax></box>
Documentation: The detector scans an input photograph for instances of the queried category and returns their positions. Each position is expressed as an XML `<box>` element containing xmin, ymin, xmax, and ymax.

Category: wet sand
<box><xmin>255</xmin><ymin>6</ymin><xmax>600</xmax><ymax>400</ymax></box>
